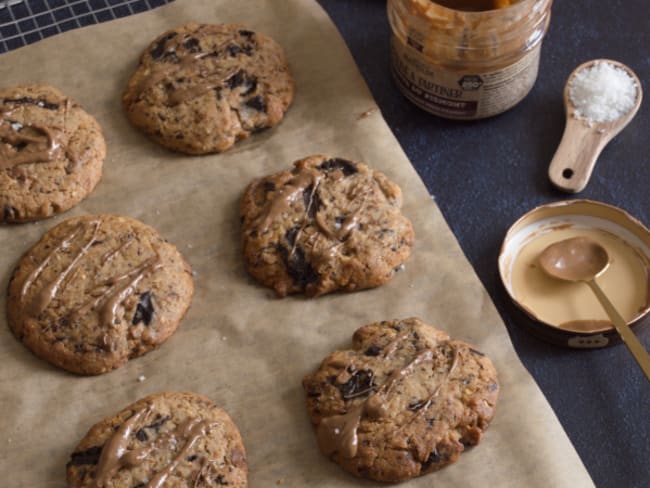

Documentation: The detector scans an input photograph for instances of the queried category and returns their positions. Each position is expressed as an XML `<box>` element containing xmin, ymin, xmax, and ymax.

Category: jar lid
<box><xmin>498</xmin><ymin>199</ymin><xmax>650</xmax><ymax>348</ymax></box>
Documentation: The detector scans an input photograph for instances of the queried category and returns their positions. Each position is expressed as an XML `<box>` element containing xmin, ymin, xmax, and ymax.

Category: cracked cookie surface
<box><xmin>240</xmin><ymin>155</ymin><xmax>414</xmax><ymax>297</ymax></box>
<box><xmin>302</xmin><ymin>318</ymin><xmax>499</xmax><ymax>482</ymax></box>
<box><xmin>67</xmin><ymin>391</ymin><xmax>248</xmax><ymax>487</ymax></box>
<box><xmin>7</xmin><ymin>214</ymin><xmax>194</xmax><ymax>374</ymax></box>
<box><xmin>122</xmin><ymin>22</ymin><xmax>294</xmax><ymax>154</ymax></box>
<box><xmin>0</xmin><ymin>84</ymin><xmax>105</xmax><ymax>223</ymax></box>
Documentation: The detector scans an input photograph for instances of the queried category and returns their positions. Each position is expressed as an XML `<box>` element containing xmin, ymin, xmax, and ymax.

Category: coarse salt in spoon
<box><xmin>548</xmin><ymin>59</ymin><xmax>642</xmax><ymax>193</ymax></box>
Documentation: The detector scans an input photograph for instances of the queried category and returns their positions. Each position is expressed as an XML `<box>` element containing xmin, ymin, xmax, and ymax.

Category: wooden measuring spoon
<box><xmin>539</xmin><ymin>236</ymin><xmax>650</xmax><ymax>381</ymax></box>
<box><xmin>548</xmin><ymin>59</ymin><xmax>642</xmax><ymax>193</ymax></box>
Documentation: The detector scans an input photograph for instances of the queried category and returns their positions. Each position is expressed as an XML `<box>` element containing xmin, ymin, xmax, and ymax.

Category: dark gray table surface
<box><xmin>1</xmin><ymin>1</ymin><xmax>648</xmax><ymax>487</ymax></box>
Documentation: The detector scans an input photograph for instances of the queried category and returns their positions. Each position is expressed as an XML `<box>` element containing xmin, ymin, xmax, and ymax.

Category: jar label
<box><xmin>391</xmin><ymin>34</ymin><xmax>541</xmax><ymax>119</ymax></box>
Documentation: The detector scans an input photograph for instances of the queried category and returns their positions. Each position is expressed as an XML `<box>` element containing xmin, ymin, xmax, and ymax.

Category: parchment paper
<box><xmin>0</xmin><ymin>1</ymin><xmax>594</xmax><ymax>486</ymax></box>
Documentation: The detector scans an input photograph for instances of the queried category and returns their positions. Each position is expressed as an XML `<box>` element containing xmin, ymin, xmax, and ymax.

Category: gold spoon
<box><xmin>538</xmin><ymin>236</ymin><xmax>650</xmax><ymax>380</ymax></box>
<box><xmin>548</xmin><ymin>59</ymin><xmax>643</xmax><ymax>193</ymax></box>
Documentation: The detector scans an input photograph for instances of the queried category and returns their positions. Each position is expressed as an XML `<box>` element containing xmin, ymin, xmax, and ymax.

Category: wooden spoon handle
<box><xmin>586</xmin><ymin>279</ymin><xmax>650</xmax><ymax>381</ymax></box>
<box><xmin>548</xmin><ymin>120</ymin><xmax>609</xmax><ymax>193</ymax></box>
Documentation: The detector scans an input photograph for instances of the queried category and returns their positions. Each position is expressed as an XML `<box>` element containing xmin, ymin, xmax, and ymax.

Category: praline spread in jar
<box><xmin>388</xmin><ymin>0</ymin><xmax>553</xmax><ymax>119</ymax></box>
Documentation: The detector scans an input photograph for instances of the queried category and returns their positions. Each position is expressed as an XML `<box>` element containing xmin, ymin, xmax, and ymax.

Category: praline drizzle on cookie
<box><xmin>66</xmin><ymin>392</ymin><xmax>248</xmax><ymax>487</ymax></box>
<box><xmin>7</xmin><ymin>214</ymin><xmax>193</xmax><ymax>374</ymax></box>
<box><xmin>240</xmin><ymin>155</ymin><xmax>414</xmax><ymax>297</ymax></box>
<box><xmin>122</xmin><ymin>23</ymin><xmax>294</xmax><ymax>154</ymax></box>
<box><xmin>0</xmin><ymin>84</ymin><xmax>105</xmax><ymax>222</ymax></box>
<box><xmin>303</xmin><ymin>318</ymin><xmax>499</xmax><ymax>482</ymax></box>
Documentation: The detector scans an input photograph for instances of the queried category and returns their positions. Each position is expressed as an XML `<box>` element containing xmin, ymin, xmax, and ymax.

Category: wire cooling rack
<box><xmin>0</xmin><ymin>0</ymin><xmax>174</xmax><ymax>54</ymax></box>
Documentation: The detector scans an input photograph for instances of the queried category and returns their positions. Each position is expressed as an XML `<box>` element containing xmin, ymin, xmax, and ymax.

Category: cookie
<box><xmin>67</xmin><ymin>391</ymin><xmax>248</xmax><ymax>487</ymax></box>
<box><xmin>302</xmin><ymin>318</ymin><xmax>499</xmax><ymax>482</ymax></box>
<box><xmin>122</xmin><ymin>23</ymin><xmax>294</xmax><ymax>154</ymax></box>
<box><xmin>7</xmin><ymin>214</ymin><xmax>194</xmax><ymax>375</ymax></box>
<box><xmin>0</xmin><ymin>84</ymin><xmax>106</xmax><ymax>222</ymax></box>
<box><xmin>240</xmin><ymin>155</ymin><xmax>414</xmax><ymax>297</ymax></box>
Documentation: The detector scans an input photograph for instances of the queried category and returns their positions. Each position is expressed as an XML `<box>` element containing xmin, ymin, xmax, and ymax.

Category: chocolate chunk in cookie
<box><xmin>0</xmin><ymin>84</ymin><xmax>105</xmax><ymax>223</ymax></box>
<box><xmin>67</xmin><ymin>392</ymin><xmax>247</xmax><ymax>487</ymax></box>
<box><xmin>240</xmin><ymin>155</ymin><xmax>414</xmax><ymax>297</ymax></box>
<box><xmin>122</xmin><ymin>23</ymin><xmax>294</xmax><ymax>154</ymax></box>
<box><xmin>7</xmin><ymin>214</ymin><xmax>193</xmax><ymax>374</ymax></box>
<box><xmin>302</xmin><ymin>318</ymin><xmax>499</xmax><ymax>482</ymax></box>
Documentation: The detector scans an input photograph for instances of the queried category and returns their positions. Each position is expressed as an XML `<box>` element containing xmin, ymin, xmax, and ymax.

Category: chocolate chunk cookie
<box><xmin>240</xmin><ymin>155</ymin><xmax>414</xmax><ymax>297</ymax></box>
<box><xmin>0</xmin><ymin>84</ymin><xmax>105</xmax><ymax>223</ymax></box>
<box><xmin>122</xmin><ymin>23</ymin><xmax>294</xmax><ymax>154</ymax></box>
<box><xmin>302</xmin><ymin>318</ymin><xmax>499</xmax><ymax>482</ymax></box>
<box><xmin>7</xmin><ymin>214</ymin><xmax>194</xmax><ymax>374</ymax></box>
<box><xmin>67</xmin><ymin>391</ymin><xmax>248</xmax><ymax>487</ymax></box>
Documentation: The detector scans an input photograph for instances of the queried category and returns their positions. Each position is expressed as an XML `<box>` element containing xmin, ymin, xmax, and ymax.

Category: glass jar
<box><xmin>387</xmin><ymin>0</ymin><xmax>553</xmax><ymax>120</ymax></box>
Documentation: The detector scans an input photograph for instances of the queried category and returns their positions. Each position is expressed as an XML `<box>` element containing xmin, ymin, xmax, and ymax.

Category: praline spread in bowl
<box><xmin>499</xmin><ymin>199</ymin><xmax>650</xmax><ymax>348</ymax></box>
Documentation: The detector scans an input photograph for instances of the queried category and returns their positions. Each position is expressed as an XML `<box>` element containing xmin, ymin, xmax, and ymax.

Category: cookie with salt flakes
<box><xmin>240</xmin><ymin>155</ymin><xmax>414</xmax><ymax>297</ymax></box>
<box><xmin>122</xmin><ymin>22</ymin><xmax>294</xmax><ymax>154</ymax></box>
<box><xmin>7</xmin><ymin>214</ymin><xmax>193</xmax><ymax>375</ymax></box>
<box><xmin>0</xmin><ymin>84</ymin><xmax>105</xmax><ymax>222</ymax></box>
<box><xmin>302</xmin><ymin>318</ymin><xmax>499</xmax><ymax>482</ymax></box>
<box><xmin>67</xmin><ymin>392</ymin><xmax>247</xmax><ymax>487</ymax></box>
